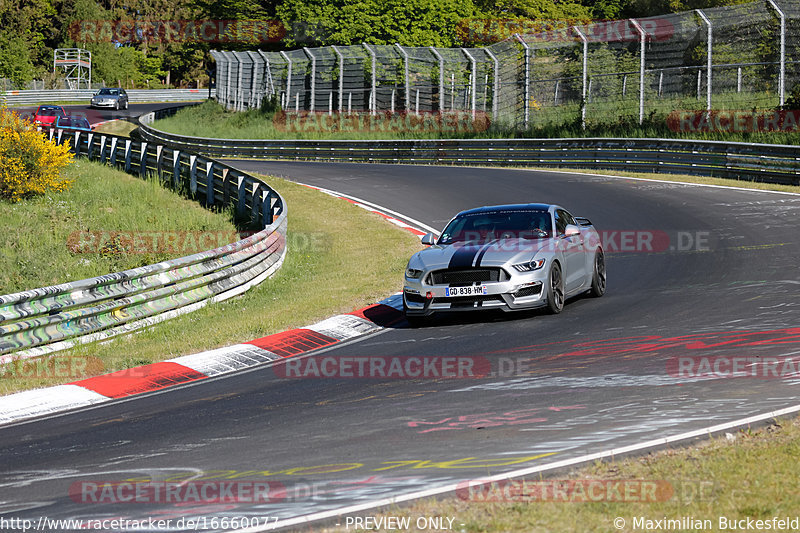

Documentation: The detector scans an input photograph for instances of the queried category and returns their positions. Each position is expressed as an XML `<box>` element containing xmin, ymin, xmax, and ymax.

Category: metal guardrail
<box><xmin>0</xmin><ymin>88</ymin><xmax>215</xmax><ymax>106</ymax></box>
<box><xmin>139</xmin><ymin>107</ymin><xmax>800</xmax><ymax>186</ymax></box>
<box><xmin>0</xmin><ymin>125</ymin><xmax>286</xmax><ymax>362</ymax></box>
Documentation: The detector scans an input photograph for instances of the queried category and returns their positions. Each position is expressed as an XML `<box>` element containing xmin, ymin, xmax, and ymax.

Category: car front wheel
<box><xmin>545</xmin><ymin>262</ymin><xmax>565</xmax><ymax>314</ymax></box>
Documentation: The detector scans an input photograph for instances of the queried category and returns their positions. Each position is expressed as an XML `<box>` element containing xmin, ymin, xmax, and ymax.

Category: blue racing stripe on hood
<box><xmin>448</xmin><ymin>243</ymin><xmax>483</xmax><ymax>269</ymax></box>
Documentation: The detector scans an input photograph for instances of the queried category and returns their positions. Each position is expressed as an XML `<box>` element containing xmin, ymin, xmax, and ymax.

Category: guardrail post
<box><xmin>155</xmin><ymin>145</ymin><xmax>163</xmax><ymax>180</ymax></box>
<box><xmin>222</xmin><ymin>167</ymin><xmax>230</xmax><ymax>204</ymax></box>
<box><xmin>363</xmin><ymin>43</ymin><xmax>377</xmax><ymax>115</ymax></box>
<box><xmin>139</xmin><ymin>141</ymin><xmax>148</xmax><ymax>177</ymax></box>
<box><xmin>124</xmin><ymin>140</ymin><xmax>132</xmax><ymax>172</ymax></box>
<box><xmin>74</xmin><ymin>132</ymin><xmax>81</xmax><ymax>155</ymax></box>
<box><xmin>206</xmin><ymin>161</ymin><xmax>215</xmax><ymax>205</ymax></box>
<box><xmin>252</xmin><ymin>182</ymin><xmax>261</xmax><ymax>221</ymax></box>
<box><xmin>110</xmin><ymin>137</ymin><xmax>118</xmax><ymax>166</ymax></box>
<box><xmin>172</xmin><ymin>150</ymin><xmax>181</xmax><ymax>188</ymax></box>
<box><xmin>56</xmin><ymin>129</ymin><xmax>63</xmax><ymax>145</ymax></box>
<box><xmin>395</xmin><ymin>44</ymin><xmax>411</xmax><ymax>113</ymax></box>
<box><xmin>696</xmin><ymin>9</ymin><xmax>712</xmax><ymax>115</ymax></box>
<box><xmin>767</xmin><ymin>0</ymin><xmax>786</xmax><ymax>106</ymax></box>
<box><xmin>630</xmin><ymin>19</ymin><xmax>647</xmax><ymax>125</ymax></box>
<box><xmin>87</xmin><ymin>133</ymin><xmax>94</xmax><ymax>159</ymax></box>
<box><xmin>237</xmin><ymin>175</ymin><xmax>246</xmax><ymax>216</ymax></box>
<box><xmin>263</xmin><ymin>190</ymin><xmax>274</xmax><ymax>226</ymax></box>
<box><xmin>100</xmin><ymin>135</ymin><xmax>107</xmax><ymax>163</ymax></box>
<box><xmin>514</xmin><ymin>35</ymin><xmax>531</xmax><ymax>129</ymax></box>
<box><xmin>461</xmin><ymin>48</ymin><xmax>477</xmax><ymax>118</ymax></box>
<box><xmin>189</xmin><ymin>154</ymin><xmax>197</xmax><ymax>195</ymax></box>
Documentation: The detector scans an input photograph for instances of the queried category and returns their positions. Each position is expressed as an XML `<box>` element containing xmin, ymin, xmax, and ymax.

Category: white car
<box><xmin>403</xmin><ymin>203</ymin><xmax>605</xmax><ymax>323</ymax></box>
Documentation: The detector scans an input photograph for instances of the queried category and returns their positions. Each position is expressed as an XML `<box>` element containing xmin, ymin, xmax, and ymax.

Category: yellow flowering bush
<box><xmin>0</xmin><ymin>106</ymin><xmax>74</xmax><ymax>202</ymax></box>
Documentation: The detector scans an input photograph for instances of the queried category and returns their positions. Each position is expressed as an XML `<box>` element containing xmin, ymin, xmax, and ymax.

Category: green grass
<box><xmin>153</xmin><ymin>96</ymin><xmax>800</xmax><ymax>145</ymax></box>
<box><xmin>0</xmin><ymin>159</ymin><xmax>238</xmax><ymax>294</ymax></box>
<box><xmin>0</xmin><ymin>173</ymin><xmax>422</xmax><ymax>395</ymax></box>
<box><xmin>319</xmin><ymin>417</ymin><xmax>800</xmax><ymax>533</ymax></box>
<box><xmin>94</xmin><ymin>119</ymin><xmax>138</xmax><ymax>137</ymax></box>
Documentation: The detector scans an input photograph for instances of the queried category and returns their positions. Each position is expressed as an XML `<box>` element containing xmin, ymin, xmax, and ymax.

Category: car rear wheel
<box><xmin>589</xmin><ymin>248</ymin><xmax>606</xmax><ymax>297</ymax></box>
<box><xmin>123</xmin><ymin>100</ymin><xmax>129</xmax><ymax>110</ymax></box>
<box><xmin>545</xmin><ymin>262</ymin><xmax>564</xmax><ymax>314</ymax></box>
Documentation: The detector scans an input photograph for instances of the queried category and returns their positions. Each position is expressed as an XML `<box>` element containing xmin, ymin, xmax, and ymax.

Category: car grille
<box><xmin>429</xmin><ymin>268</ymin><xmax>506</xmax><ymax>285</ymax></box>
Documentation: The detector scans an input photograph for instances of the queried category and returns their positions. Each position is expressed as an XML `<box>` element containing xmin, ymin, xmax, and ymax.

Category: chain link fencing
<box><xmin>210</xmin><ymin>0</ymin><xmax>800</xmax><ymax>131</ymax></box>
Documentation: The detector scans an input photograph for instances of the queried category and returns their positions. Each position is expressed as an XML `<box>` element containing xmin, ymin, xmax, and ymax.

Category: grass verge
<box><xmin>0</xmin><ymin>173</ymin><xmax>422</xmax><ymax>395</ymax></box>
<box><xmin>94</xmin><ymin>119</ymin><xmax>138</xmax><ymax>137</ymax></box>
<box><xmin>153</xmin><ymin>99</ymin><xmax>800</xmax><ymax>145</ymax></box>
<box><xmin>319</xmin><ymin>417</ymin><xmax>800</xmax><ymax>533</ymax></box>
<box><xmin>0</xmin><ymin>158</ymin><xmax>238</xmax><ymax>294</ymax></box>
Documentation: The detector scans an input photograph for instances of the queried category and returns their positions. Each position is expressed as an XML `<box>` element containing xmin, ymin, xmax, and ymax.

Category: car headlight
<box><xmin>405</xmin><ymin>268</ymin><xmax>423</xmax><ymax>280</ymax></box>
<box><xmin>512</xmin><ymin>258</ymin><xmax>545</xmax><ymax>272</ymax></box>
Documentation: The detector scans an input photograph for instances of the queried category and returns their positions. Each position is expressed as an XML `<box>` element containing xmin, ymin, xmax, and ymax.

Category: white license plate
<box><xmin>445</xmin><ymin>285</ymin><xmax>487</xmax><ymax>297</ymax></box>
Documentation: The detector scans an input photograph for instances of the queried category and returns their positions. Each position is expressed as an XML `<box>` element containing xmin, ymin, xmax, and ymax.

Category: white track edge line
<box><xmin>240</xmin><ymin>402</ymin><xmax>800</xmax><ymax>533</ymax></box>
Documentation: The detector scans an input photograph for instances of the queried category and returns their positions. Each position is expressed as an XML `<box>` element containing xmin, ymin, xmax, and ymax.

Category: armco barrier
<box><xmin>0</xmin><ymin>88</ymin><xmax>215</xmax><ymax>106</ymax></box>
<box><xmin>138</xmin><ymin>107</ymin><xmax>800</xmax><ymax>186</ymax></box>
<box><xmin>0</xmin><ymin>126</ymin><xmax>286</xmax><ymax>362</ymax></box>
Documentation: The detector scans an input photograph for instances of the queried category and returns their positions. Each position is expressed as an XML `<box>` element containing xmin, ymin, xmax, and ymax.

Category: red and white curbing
<box><xmin>0</xmin><ymin>187</ymin><xmax>426</xmax><ymax>426</ymax></box>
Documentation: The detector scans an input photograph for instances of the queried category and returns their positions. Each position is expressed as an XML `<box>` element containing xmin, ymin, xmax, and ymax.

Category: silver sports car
<box><xmin>403</xmin><ymin>203</ymin><xmax>605</xmax><ymax>322</ymax></box>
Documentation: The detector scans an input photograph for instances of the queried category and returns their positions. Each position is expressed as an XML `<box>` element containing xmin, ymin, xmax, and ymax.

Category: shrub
<box><xmin>0</xmin><ymin>106</ymin><xmax>74</xmax><ymax>202</ymax></box>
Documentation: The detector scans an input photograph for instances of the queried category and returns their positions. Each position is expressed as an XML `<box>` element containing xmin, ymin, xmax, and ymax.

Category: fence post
<box><xmin>696</xmin><ymin>9</ymin><xmax>712</xmax><ymax>115</ymax></box>
<box><xmin>573</xmin><ymin>27</ymin><xmax>588</xmax><ymax>130</ymax></box>
<box><xmin>363</xmin><ymin>43</ymin><xmax>377</xmax><ymax>115</ymax></box>
<box><xmin>189</xmin><ymin>154</ymin><xmax>197</xmax><ymax>195</ymax></box>
<box><xmin>331</xmin><ymin>45</ymin><xmax>344</xmax><ymax>112</ymax></box>
<box><xmin>766</xmin><ymin>0</ymin><xmax>786</xmax><ymax>106</ymax></box>
<box><xmin>429</xmin><ymin>47</ymin><xmax>445</xmax><ymax>114</ymax></box>
<box><xmin>461</xmin><ymin>48</ymin><xmax>477</xmax><ymax>118</ymax></box>
<box><xmin>303</xmin><ymin>47</ymin><xmax>316</xmax><ymax>112</ymax></box>
<box><xmin>630</xmin><ymin>19</ymin><xmax>647</xmax><ymax>125</ymax></box>
<box><xmin>484</xmin><ymin>47</ymin><xmax>501</xmax><ymax>122</ymax></box>
<box><xmin>280</xmin><ymin>51</ymin><xmax>292</xmax><ymax>110</ymax></box>
<box><xmin>395</xmin><ymin>44</ymin><xmax>411</xmax><ymax>112</ymax></box>
<box><xmin>514</xmin><ymin>34</ymin><xmax>531</xmax><ymax>129</ymax></box>
<box><xmin>124</xmin><ymin>139</ymin><xmax>132</xmax><ymax>172</ymax></box>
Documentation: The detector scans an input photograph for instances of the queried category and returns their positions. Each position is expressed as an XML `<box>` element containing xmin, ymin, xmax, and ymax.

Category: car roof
<box><xmin>456</xmin><ymin>203</ymin><xmax>554</xmax><ymax>216</ymax></box>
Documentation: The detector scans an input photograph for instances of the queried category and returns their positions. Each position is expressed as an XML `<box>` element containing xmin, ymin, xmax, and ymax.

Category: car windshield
<box><xmin>38</xmin><ymin>108</ymin><xmax>63</xmax><ymax>116</ymax></box>
<box><xmin>60</xmin><ymin>117</ymin><xmax>90</xmax><ymax>128</ymax></box>
<box><xmin>98</xmin><ymin>89</ymin><xmax>119</xmax><ymax>95</ymax></box>
<box><xmin>438</xmin><ymin>209</ymin><xmax>552</xmax><ymax>245</ymax></box>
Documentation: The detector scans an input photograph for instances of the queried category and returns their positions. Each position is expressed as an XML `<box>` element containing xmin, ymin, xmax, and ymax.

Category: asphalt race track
<box><xmin>11</xmin><ymin>102</ymin><xmax>191</xmax><ymax>127</ymax></box>
<box><xmin>1</xmin><ymin>161</ymin><xmax>799</xmax><ymax>532</ymax></box>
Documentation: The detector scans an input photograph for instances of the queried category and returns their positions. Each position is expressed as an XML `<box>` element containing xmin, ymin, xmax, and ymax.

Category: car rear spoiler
<box><xmin>574</xmin><ymin>217</ymin><xmax>593</xmax><ymax>227</ymax></box>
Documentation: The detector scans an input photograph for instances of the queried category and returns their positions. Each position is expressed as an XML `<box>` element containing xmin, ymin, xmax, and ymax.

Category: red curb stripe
<box><xmin>350</xmin><ymin>304</ymin><xmax>405</xmax><ymax>328</ymax></box>
<box><xmin>247</xmin><ymin>328</ymin><xmax>339</xmax><ymax>358</ymax></box>
<box><xmin>72</xmin><ymin>362</ymin><xmax>207</xmax><ymax>399</ymax></box>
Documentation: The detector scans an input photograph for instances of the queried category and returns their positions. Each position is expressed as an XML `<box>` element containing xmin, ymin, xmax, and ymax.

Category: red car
<box><xmin>31</xmin><ymin>105</ymin><xmax>67</xmax><ymax>127</ymax></box>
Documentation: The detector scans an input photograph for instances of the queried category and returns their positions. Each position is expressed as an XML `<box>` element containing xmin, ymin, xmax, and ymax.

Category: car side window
<box><xmin>554</xmin><ymin>209</ymin><xmax>568</xmax><ymax>235</ymax></box>
<box><xmin>561</xmin><ymin>210</ymin><xmax>577</xmax><ymax>227</ymax></box>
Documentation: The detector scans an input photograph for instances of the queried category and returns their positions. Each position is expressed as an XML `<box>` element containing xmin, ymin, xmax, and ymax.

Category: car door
<box><xmin>555</xmin><ymin>208</ymin><xmax>587</xmax><ymax>293</ymax></box>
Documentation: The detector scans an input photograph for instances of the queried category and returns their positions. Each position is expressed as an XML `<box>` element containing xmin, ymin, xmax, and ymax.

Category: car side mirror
<box><xmin>564</xmin><ymin>224</ymin><xmax>581</xmax><ymax>238</ymax></box>
<box><xmin>420</xmin><ymin>233</ymin><xmax>436</xmax><ymax>246</ymax></box>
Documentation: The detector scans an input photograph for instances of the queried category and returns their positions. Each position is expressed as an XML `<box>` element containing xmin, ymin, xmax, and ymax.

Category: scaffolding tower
<box><xmin>54</xmin><ymin>48</ymin><xmax>92</xmax><ymax>89</ymax></box>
